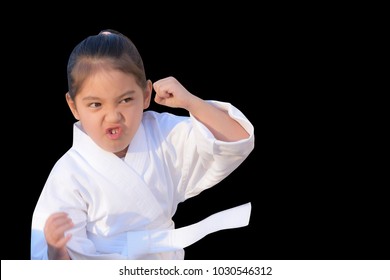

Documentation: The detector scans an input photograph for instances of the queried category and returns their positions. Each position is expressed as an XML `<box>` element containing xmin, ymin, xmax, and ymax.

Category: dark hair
<box><xmin>67</xmin><ymin>29</ymin><xmax>147</xmax><ymax>99</ymax></box>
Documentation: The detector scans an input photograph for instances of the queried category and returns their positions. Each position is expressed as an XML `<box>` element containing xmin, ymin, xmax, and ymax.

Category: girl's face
<box><xmin>66</xmin><ymin>68</ymin><xmax>152</xmax><ymax>157</ymax></box>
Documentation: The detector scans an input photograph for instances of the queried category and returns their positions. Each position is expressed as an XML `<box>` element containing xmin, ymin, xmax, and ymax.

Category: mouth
<box><xmin>108</xmin><ymin>128</ymin><xmax>119</xmax><ymax>135</ymax></box>
<box><xmin>106</xmin><ymin>127</ymin><xmax>122</xmax><ymax>139</ymax></box>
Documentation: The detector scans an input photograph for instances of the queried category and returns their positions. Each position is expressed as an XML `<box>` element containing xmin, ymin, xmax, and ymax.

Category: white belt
<box><xmin>125</xmin><ymin>202</ymin><xmax>251</xmax><ymax>259</ymax></box>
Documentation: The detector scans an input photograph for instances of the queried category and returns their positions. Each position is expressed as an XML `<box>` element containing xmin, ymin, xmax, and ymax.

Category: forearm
<box><xmin>47</xmin><ymin>246</ymin><xmax>71</xmax><ymax>260</ymax></box>
<box><xmin>187</xmin><ymin>96</ymin><xmax>250</xmax><ymax>142</ymax></box>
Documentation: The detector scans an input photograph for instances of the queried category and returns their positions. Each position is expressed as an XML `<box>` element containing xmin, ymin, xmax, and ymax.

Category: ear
<box><xmin>143</xmin><ymin>80</ymin><xmax>153</xmax><ymax>110</ymax></box>
<box><xmin>65</xmin><ymin>92</ymin><xmax>80</xmax><ymax>120</ymax></box>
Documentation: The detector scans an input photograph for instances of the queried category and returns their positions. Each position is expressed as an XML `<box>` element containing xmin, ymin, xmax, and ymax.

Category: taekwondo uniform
<box><xmin>31</xmin><ymin>101</ymin><xmax>255</xmax><ymax>259</ymax></box>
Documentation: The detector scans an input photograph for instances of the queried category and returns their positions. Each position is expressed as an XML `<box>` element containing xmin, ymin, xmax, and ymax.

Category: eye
<box><xmin>120</xmin><ymin>97</ymin><xmax>133</xmax><ymax>104</ymax></box>
<box><xmin>89</xmin><ymin>102</ymin><xmax>101</xmax><ymax>108</ymax></box>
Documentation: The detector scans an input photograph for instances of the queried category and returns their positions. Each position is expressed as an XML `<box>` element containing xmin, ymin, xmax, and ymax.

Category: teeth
<box><xmin>111</xmin><ymin>129</ymin><xmax>118</xmax><ymax>134</ymax></box>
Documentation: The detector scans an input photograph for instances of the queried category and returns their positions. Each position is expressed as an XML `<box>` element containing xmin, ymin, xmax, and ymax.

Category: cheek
<box><xmin>123</xmin><ymin>110</ymin><xmax>144</xmax><ymax>132</ymax></box>
<box><xmin>77</xmin><ymin>112</ymin><xmax>97</xmax><ymax>130</ymax></box>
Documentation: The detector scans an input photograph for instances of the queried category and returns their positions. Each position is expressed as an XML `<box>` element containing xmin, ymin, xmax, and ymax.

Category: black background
<box><xmin>2</xmin><ymin>5</ymin><xmax>387</xmax><ymax>260</ymax></box>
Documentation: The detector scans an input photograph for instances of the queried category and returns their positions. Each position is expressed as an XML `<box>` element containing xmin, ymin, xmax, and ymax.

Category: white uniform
<box><xmin>31</xmin><ymin>101</ymin><xmax>255</xmax><ymax>260</ymax></box>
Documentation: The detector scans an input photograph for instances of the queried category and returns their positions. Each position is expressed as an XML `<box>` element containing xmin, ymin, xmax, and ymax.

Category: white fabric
<box><xmin>125</xmin><ymin>202</ymin><xmax>252</xmax><ymax>259</ymax></box>
<box><xmin>31</xmin><ymin>101</ymin><xmax>255</xmax><ymax>260</ymax></box>
<box><xmin>88</xmin><ymin>202</ymin><xmax>251</xmax><ymax>259</ymax></box>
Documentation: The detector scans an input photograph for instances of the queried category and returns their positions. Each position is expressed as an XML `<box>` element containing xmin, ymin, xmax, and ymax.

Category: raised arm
<box><xmin>153</xmin><ymin>76</ymin><xmax>250</xmax><ymax>142</ymax></box>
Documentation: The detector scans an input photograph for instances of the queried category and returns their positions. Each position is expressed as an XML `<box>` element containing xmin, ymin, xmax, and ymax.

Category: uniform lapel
<box><xmin>71</xmin><ymin>122</ymin><xmax>164</xmax><ymax>222</ymax></box>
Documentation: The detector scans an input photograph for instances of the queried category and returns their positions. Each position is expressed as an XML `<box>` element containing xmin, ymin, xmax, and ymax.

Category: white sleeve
<box><xmin>31</xmin><ymin>171</ymin><xmax>128</xmax><ymax>260</ymax></box>
<box><xmin>180</xmin><ymin>100</ymin><xmax>255</xmax><ymax>200</ymax></box>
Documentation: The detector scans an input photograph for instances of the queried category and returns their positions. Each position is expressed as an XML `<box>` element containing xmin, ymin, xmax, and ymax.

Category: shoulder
<box><xmin>142</xmin><ymin>110</ymin><xmax>193</xmax><ymax>144</ymax></box>
<box><xmin>142</xmin><ymin>110</ymin><xmax>190</xmax><ymax>129</ymax></box>
<box><xmin>48</xmin><ymin>149</ymin><xmax>83</xmax><ymax>175</ymax></box>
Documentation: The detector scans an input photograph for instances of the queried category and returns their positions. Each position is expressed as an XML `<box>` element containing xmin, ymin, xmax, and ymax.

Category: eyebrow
<box><xmin>81</xmin><ymin>91</ymin><xmax>136</xmax><ymax>102</ymax></box>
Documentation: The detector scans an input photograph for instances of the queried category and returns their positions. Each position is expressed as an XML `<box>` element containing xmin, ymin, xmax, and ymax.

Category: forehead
<box><xmin>76</xmin><ymin>69</ymin><xmax>140</xmax><ymax>98</ymax></box>
<box><xmin>85</xmin><ymin>67</ymin><xmax>135</xmax><ymax>82</ymax></box>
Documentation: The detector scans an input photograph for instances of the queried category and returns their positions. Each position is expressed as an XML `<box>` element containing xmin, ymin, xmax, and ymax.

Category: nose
<box><xmin>105</xmin><ymin>106</ymin><xmax>122</xmax><ymax>123</ymax></box>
